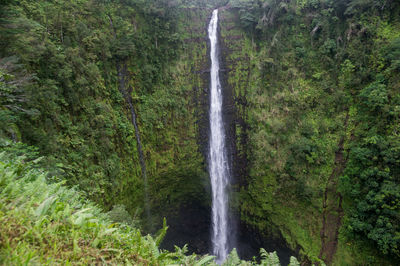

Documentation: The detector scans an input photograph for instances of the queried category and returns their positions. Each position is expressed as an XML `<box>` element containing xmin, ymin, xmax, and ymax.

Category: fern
<box><xmin>0</xmin><ymin>151</ymin><xmax>300</xmax><ymax>265</ymax></box>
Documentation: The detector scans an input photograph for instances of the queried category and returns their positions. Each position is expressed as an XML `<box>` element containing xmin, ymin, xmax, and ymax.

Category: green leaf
<box><xmin>194</xmin><ymin>255</ymin><xmax>215</xmax><ymax>266</ymax></box>
<box><xmin>155</xmin><ymin>217</ymin><xmax>168</xmax><ymax>246</ymax></box>
<box><xmin>35</xmin><ymin>195</ymin><xmax>57</xmax><ymax>217</ymax></box>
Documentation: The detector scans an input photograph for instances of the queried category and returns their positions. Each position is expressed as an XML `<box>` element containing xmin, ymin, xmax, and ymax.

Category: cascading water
<box><xmin>208</xmin><ymin>9</ymin><xmax>231</xmax><ymax>264</ymax></box>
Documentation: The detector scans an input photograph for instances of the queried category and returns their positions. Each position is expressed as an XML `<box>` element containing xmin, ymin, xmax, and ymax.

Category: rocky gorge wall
<box><xmin>216</xmin><ymin>3</ymin><xmax>399</xmax><ymax>265</ymax></box>
<box><xmin>2</xmin><ymin>0</ymin><xmax>398</xmax><ymax>264</ymax></box>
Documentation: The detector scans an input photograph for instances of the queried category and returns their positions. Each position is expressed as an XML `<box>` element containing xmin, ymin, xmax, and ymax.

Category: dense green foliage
<box><xmin>0</xmin><ymin>0</ymin><xmax>210</xmax><ymax>229</ymax></box>
<box><xmin>0</xmin><ymin>148</ymin><xmax>300</xmax><ymax>264</ymax></box>
<box><xmin>0</xmin><ymin>150</ymin><xmax>202</xmax><ymax>264</ymax></box>
<box><xmin>221</xmin><ymin>0</ymin><xmax>399</xmax><ymax>264</ymax></box>
<box><xmin>1</xmin><ymin>0</ymin><xmax>399</xmax><ymax>264</ymax></box>
<box><xmin>0</xmin><ymin>0</ymin><xmax>173</xmax><ymax>212</ymax></box>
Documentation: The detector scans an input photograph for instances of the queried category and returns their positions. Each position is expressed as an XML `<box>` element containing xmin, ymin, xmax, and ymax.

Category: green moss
<box><xmin>219</xmin><ymin>3</ymin><xmax>400</xmax><ymax>264</ymax></box>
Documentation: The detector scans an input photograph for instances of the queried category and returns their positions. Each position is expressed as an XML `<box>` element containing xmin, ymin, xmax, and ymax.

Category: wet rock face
<box><xmin>217</xmin><ymin>8</ymin><xmax>298</xmax><ymax>265</ymax></box>
<box><xmin>160</xmin><ymin>203</ymin><xmax>211</xmax><ymax>255</ymax></box>
<box><xmin>218</xmin><ymin>10</ymin><xmax>249</xmax><ymax>188</ymax></box>
<box><xmin>159</xmin><ymin>8</ymin><xmax>212</xmax><ymax>256</ymax></box>
<box><xmin>160</xmin><ymin>8</ymin><xmax>297</xmax><ymax>263</ymax></box>
<box><xmin>237</xmin><ymin>223</ymin><xmax>297</xmax><ymax>266</ymax></box>
<box><xmin>160</xmin><ymin>205</ymin><xmax>296</xmax><ymax>265</ymax></box>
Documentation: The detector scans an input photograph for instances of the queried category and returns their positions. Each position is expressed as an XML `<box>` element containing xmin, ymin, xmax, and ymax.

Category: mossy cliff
<box><xmin>0</xmin><ymin>0</ymin><xmax>211</xmax><ymax>220</ymax></box>
<box><xmin>1</xmin><ymin>0</ymin><xmax>399</xmax><ymax>265</ymax></box>
<box><xmin>218</xmin><ymin>1</ymin><xmax>400</xmax><ymax>265</ymax></box>
<box><xmin>147</xmin><ymin>6</ymin><xmax>212</xmax><ymax>253</ymax></box>
<box><xmin>0</xmin><ymin>0</ymin><xmax>217</xmax><ymax>255</ymax></box>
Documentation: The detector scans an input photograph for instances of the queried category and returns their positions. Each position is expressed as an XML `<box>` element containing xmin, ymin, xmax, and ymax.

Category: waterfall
<box><xmin>208</xmin><ymin>9</ymin><xmax>231</xmax><ymax>264</ymax></box>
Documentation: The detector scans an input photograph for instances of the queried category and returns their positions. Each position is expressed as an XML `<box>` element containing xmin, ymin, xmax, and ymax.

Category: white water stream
<box><xmin>208</xmin><ymin>9</ymin><xmax>231</xmax><ymax>264</ymax></box>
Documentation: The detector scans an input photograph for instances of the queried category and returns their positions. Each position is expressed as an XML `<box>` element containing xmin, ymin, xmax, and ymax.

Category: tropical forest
<box><xmin>0</xmin><ymin>0</ymin><xmax>399</xmax><ymax>265</ymax></box>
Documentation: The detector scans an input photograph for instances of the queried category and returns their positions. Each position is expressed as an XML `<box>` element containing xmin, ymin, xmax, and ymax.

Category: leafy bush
<box><xmin>0</xmin><ymin>149</ymin><xmax>299</xmax><ymax>265</ymax></box>
<box><xmin>0</xmin><ymin>151</ymin><xmax>215</xmax><ymax>265</ymax></box>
